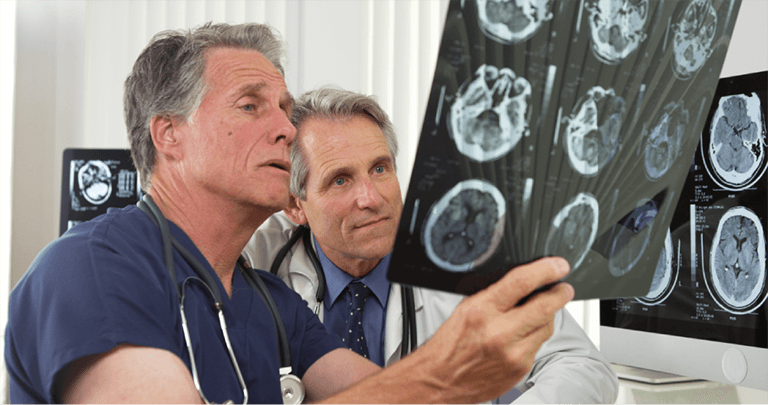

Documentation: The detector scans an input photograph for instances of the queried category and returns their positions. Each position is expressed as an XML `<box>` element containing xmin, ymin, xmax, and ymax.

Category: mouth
<box><xmin>356</xmin><ymin>216</ymin><xmax>388</xmax><ymax>229</ymax></box>
<box><xmin>265</xmin><ymin>160</ymin><xmax>291</xmax><ymax>173</ymax></box>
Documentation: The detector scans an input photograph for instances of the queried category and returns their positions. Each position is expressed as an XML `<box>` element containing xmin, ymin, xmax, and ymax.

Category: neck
<box><xmin>328</xmin><ymin>253</ymin><xmax>383</xmax><ymax>279</ymax></box>
<box><xmin>147</xmin><ymin>182</ymin><xmax>276</xmax><ymax>296</ymax></box>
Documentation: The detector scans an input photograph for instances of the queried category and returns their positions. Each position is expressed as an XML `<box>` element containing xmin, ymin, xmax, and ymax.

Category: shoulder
<box><xmin>10</xmin><ymin>205</ymin><xmax>171</xmax><ymax>312</ymax></box>
<box><xmin>6</xmin><ymin>206</ymin><xmax>178</xmax><ymax>403</ymax></box>
<box><xmin>20</xmin><ymin>206</ymin><xmax>160</xmax><ymax>285</ymax></box>
<box><xmin>9</xmin><ymin>205</ymin><xmax>172</xmax><ymax>333</ymax></box>
<box><xmin>243</xmin><ymin>211</ymin><xmax>299</xmax><ymax>272</ymax></box>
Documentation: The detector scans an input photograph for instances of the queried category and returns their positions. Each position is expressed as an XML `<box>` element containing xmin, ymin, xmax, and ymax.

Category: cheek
<box><xmin>384</xmin><ymin>179</ymin><xmax>403</xmax><ymax>202</ymax></box>
<box><xmin>314</xmin><ymin>204</ymin><xmax>347</xmax><ymax>235</ymax></box>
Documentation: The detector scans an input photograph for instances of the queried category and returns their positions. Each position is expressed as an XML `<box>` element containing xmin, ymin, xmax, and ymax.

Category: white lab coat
<box><xmin>243</xmin><ymin>212</ymin><xmax>619</xmax><ymax>403</ymax></box>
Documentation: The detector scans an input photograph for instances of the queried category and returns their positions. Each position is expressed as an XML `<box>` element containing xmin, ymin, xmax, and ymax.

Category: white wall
<box><xmin>1</xmin><ymin>2</ymin><xmax>17</xmax><ymax>401</ymax></box>
<box><xmin>719</xmin><ymin>0</ymin><xmax>768</xmax><ymax>78</ymax></box>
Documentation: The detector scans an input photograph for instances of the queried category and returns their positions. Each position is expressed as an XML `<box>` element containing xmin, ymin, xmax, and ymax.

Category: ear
<box><xmin>150</xmin><ymin>115</ymin><xmax>183</xmax><ymax>161</ymax></box>
<box><xmin>283</xmin><ymin>195</ymin><xmax>308</xmax><ymax>225</ymax></box>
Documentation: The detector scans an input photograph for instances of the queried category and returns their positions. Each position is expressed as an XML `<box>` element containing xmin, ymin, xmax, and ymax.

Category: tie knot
<box><xmin>348</xmin><ymin>280</ymin><xmax>371</xmax><ymax>304</ymax></box>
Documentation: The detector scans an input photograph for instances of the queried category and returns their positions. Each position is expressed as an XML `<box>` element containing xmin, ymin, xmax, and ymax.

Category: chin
<box><xmin>359</xmin><ymin>239</ymin><xmax>396</xmax><ymax>260</ymax></box>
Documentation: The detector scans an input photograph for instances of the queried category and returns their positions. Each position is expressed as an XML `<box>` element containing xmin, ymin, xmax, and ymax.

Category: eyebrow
<box><xmin>235</xmin><ymin>82</ymin><xmax>294</xmax><ymax>112</ymax></box>
<box><xmin>235</xmin><ymin>82</ymin><xmax>268</xmax><ymax>99</ymax></box>
<box><xmin>281</xmin><ymin>92</ymin><xmax>295</xmax><ymax>113</ymax></box>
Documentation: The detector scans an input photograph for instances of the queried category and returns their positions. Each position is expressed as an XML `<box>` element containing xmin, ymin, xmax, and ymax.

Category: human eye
<box><xmin>374</xmin><ymin>165</ymin><xmax>385</xmax><ymax>174</ymax></box>
<box><xmin>333</xmin><ymin>177</ymin><xmax>346</xmax><ymax>186</ymax></box>
<box><xmin>238</xmin><ymin>95</ymin><xmax>265</xmax><ymax>114</ymax></box>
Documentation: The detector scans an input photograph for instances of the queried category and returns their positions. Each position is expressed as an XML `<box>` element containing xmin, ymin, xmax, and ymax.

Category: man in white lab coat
<box><xmin>243</xmin><ymin>85</ymin><xmax>618</xmax><ymax>403</ymax></box>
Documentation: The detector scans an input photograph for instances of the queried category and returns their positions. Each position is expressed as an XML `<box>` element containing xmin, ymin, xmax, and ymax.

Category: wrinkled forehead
<box><xmin>305</xmin><ymin>115</ymin><xmax>390</xmax><ymax>158</ymax></box>
<box><xmin>201</xmin><ymin>46</ymin><xmax>288</xmax><ymax>92</ymax></box>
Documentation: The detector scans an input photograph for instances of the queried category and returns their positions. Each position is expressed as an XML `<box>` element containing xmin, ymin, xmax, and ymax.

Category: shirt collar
<box><xmin>314</xmin><ymin>238</ymin><xmax>391</xmax><ymax>309</ymax></box>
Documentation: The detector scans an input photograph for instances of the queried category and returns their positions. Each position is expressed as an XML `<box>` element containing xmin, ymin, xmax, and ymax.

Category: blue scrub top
<box><xmin>5</xmin><ymin>205</ymin><xmax>343</xmax><ymax>404</ymax></box>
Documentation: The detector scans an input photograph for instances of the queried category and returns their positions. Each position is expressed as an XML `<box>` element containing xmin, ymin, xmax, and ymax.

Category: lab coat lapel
<box><xmin>384</xmin><ymin>284</ymin><xmax>424</xmax><ymax>366</ymax></box>
<box><xmin>384</xmin><ymin>284</ymin><xmax>402</xmax><ymax>365</ymax></box>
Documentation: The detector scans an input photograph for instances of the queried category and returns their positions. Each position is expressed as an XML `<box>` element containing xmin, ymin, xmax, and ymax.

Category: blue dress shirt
<box><xmin>315</xmin><ymin>239</ymin><xmax>391</xmax><ymax>367</ymax></box>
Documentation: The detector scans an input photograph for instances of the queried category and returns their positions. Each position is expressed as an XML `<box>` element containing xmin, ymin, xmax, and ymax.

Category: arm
<box><xmin>316</xmin><ymin>257</ymin><xmax>574</xmax><ymax>404</ymax></box>
<box><xmin>57</xmin><ymin>344</ymin><xmax>202</xmax><ymax>404</ymax></box>
<box><xmin>302</xmin><ymin>348</ymin><xmax>382</xmax><ymax>402</ymax></box>
<box><xmin>513</xmin><ymin>308</ymin><xmax>619</xmax><ymax>404</ymax></box>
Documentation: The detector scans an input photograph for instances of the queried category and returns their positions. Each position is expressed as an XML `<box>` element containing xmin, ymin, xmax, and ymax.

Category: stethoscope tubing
<box><xmin>138</xmin><ymin>195</ymin><xmax>301</xmax><ymax>404</ymax></box>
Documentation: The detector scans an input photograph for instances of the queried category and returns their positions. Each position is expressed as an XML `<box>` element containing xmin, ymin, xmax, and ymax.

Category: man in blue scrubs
<box><xmin>5</xmin><ymin>22</ymin><xmax>575</xmax><ymax>403</ymax></box>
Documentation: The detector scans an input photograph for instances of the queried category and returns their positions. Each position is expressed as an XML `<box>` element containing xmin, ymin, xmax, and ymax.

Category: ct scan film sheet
<box><xmin>388</xmin><ymin>0</ymin><xmax>742</xmax><ymax>300</ymax></box>
<box><xmin>60</xmin><ymin>149</ymin><xmax>142</xmax><ymax>235</ymax></box>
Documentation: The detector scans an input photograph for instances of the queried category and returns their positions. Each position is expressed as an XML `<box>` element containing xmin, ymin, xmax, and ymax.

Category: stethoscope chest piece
<box><xmin>280</xmin><ymin>371</ymin><xmax>305</xmax><ymax>405</ymax></box>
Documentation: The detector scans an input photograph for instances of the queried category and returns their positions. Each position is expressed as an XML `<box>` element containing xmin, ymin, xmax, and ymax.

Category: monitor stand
<box><xmin>612</xmin><ymin>363</ymin><xmax>702</xmax><ymax>385</ymax></box>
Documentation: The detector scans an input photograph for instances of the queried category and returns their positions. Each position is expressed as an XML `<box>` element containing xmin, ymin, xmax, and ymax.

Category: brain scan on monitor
<box><xmin>585</xmin><ymin>0</ymin><xmax>649</xmax><ymax>65</ymax></box>
<box><xmin>706</xmin><ymin>93</ymin><xmax>767</xmax><ymax>190</ymax></box>
<box><xmin>563</xmin><ymin>87</ymin><xmax>626</xmax><ymax>176</ymax></box>
<box><xmin>544</xmin><ymin>192</ymin><xmax>599</xmax><ymax>271</ymax></box>
<box><xmin>448</xmin><ymin>64</ymin><xmax>532</xmax><ymax>163</ymax></box>
<box><xmin>77</xmin><ymin>160</ymin><xmax>112</xmax><ymax>205</ymax></box>
<box><xmin>474</xmin><ymin>0</ymin><xmax>553</xmax><ymax>45</ymax></box>
<box><xmin>645</xmin><ymin>101</ymin><xmax>691</xmax><ymax>181</ymax></box>
<box><xmin>671</xmin><ymin>0</ymin><xmax>717</xmax><ymax>80</ymax></box>
<box><xmin>637</xmin><ymin>229</ymin><xmax>676</xmax><ymax>305</ymax></box>
<box><xmin>62</xmin><ymin>149</ymin><xmax>143</xmax><ymax>236</ymax></box>
<box><xmin>423</xmin><ymin>180</ymin><xmax>506</xmax><ymax>272</ymax></box>
<box><xmin>707</xmin><ymin>206</ymin><xmax>767</xmax><ymax>314</ymax></box>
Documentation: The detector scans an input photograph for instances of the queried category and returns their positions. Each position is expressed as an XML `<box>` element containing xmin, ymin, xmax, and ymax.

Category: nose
<box><xmin>270</xmin><ymin>109</ymin><xmax>297</xmax><ymax>147</ymax></box>
<box><xmin>355</xmin><ymin>177</ymin><xmax>384</xmax><ymax>210</ymax></box>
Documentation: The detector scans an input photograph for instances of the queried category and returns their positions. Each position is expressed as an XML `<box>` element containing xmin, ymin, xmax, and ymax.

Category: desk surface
<box><xmin>615</xmin><ymin>377</ymin><xmax>768</xmax><ymax>404</ymax></box>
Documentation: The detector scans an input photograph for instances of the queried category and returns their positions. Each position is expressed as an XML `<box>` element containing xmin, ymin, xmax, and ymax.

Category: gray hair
<box><xmin>124</xmin><ymin>22</ymin><xmax>287</xmax><ymax>190</ymax></box>
<box><xmin>290</xmin><ymin>86</ymin><xmax>399</xmax><ymax>200</ymax></box>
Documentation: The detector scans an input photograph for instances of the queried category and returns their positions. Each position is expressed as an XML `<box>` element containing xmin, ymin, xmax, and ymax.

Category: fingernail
<box><xmin>564</xmin><ymin>283</ymin><xmax>575</xmax><ymax>300</ymax></box>
<box><xmin>552</xmin><ymin>257</ymin><xmax>570</xmax><ymax>277</ymax></box>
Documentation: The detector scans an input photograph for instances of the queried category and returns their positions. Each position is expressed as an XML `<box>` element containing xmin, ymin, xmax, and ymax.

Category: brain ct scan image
<box><xmin>544</xmin><ymin>192</ymin><xmax>599</xmax><ymax>271</ymax></box>
<box><xmin>563</xmin><ymin>86</ymin><xmax>626</xmax><ymax>176</ymax></box>
<box><xmin>423</xmin><ymin>180</ymin><xmax>506</xmax><ymax>272</ymax></box>
<box><xmin>645</xmin><ymin>101</ymin><xmax>691</xmax><ymax>181</ymax></box>
<box><xmin>637</xmin><ymin>229</ymin><xmax>676</xmax><ymax>305</ymax></box>
<box><xmin>448</xmin><ymin>64</ymin><xmax>532</xmax><ymax>163</ymax></box>
<box><xmin>77</xmin><ymin>160</ymin><xmax>112</xmax><ymax>205</ymax></box>
<box><xmin>608</xmin><ymin>196</ymin><xmax>660</xmax><ymax>277</ymax></box>
<box><xmin>585</xmin><ymin>0</ymin><xmax>649</xmax><ymax>65</ymax></box>
<box><xmin>707</xmin><ymin>93</ymin><xmax>767</xmax><ymax>190</ymax></box>
<box><xmin>671</xmin><ymin>0</ymin><xmax>717</xmax><ymax>80</ymax></box>
<box><xmin>708</xmin><ymin>207</ymin><xmax>767</xmax><ymax>313</ymax></box>
<box><xmin>475</xmin><ymin>0</ymin><xmax>553</xmax><ymax>45</ymax></box>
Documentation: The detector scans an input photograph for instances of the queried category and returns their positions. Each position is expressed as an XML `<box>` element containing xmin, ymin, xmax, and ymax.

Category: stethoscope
<box><xmin>269</xmin><ymin>225</ymin><xmax>418</xmax><ymax>358</ymax></box>
<box><xmin>137</xmin><ymin>195</ymin><xmax>304</xmax><ymax>405</ymax></box>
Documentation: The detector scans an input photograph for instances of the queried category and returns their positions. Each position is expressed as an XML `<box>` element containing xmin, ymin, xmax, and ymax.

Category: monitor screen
<box><xmin>600</xmin><ymin>71</ymin><xmax>768</xmax><ymax>390</ymax></box>
<box><xmin>60</xmin><ymin>148</ymin><xmax>142</xmax><ymax>235</ymax></box>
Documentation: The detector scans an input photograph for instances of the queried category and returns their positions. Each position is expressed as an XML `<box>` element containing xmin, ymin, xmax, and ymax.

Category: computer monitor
<box><xmin>60</xmin><ymin>148</ymin><xmax>142</xmax><ymax>235</ymax></box>
<box><xmin>600</xmin><ymin>71</ymin><xmax>768</xmax><ymax>390</ymax></box>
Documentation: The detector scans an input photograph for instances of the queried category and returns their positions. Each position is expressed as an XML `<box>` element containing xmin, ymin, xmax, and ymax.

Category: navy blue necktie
<box><xmin>344</xmin><ymin>280</ymin><xmax>371</xmax><ymax>359</ymax></box>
